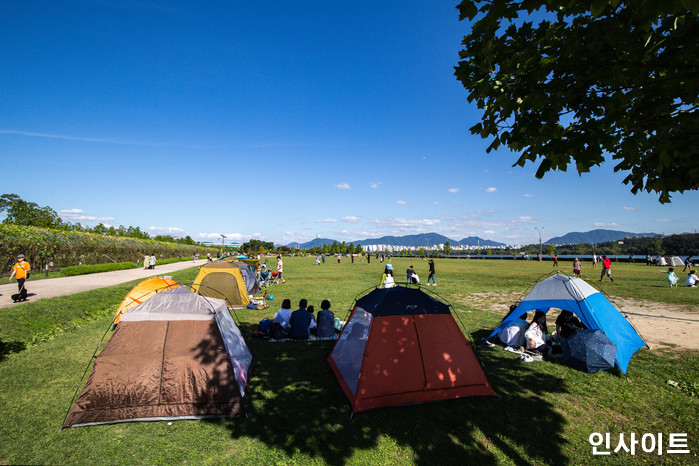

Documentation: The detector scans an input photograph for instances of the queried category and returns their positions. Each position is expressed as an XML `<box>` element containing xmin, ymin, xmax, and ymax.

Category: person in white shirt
<box><xmin>380</xmin><ymin>264</ymin><xmax>395</xmax><ymax>288</ymax></box>
<box><xmin>524</xmin><ymin>310</ymin><xmax>553</xmax><ymax>357</ymax></box>
<box><xmin>273</xmin><ymin>299</ymin><xmax>293</xmax><ymax>330</ymax></box>
<box><xmin>498</xmin><ymin>312</ymin><xmax>529</xmax><ymax>347</ymax></box>
<box><xmin>686</xmin><ymin>270</ymin><xmax>698</xmax><ymax>287</ymax></box>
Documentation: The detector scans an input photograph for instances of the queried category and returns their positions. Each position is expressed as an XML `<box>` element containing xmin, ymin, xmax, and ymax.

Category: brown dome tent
<box><xmin>64</xmin><ymin>288</ymin><xmax>252</xmax><ymax>428</ymax></box>
<box><xmin>192</xmin><ymin>262</ymin><xmax>250</xmax><ymax>308</ymax></box>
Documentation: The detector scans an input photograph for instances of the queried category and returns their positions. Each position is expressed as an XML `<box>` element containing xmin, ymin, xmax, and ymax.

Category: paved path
<box><xmin>0</xmin><ymin>259</ymin><xmax>209</xmax><ymax>309</ymax></box>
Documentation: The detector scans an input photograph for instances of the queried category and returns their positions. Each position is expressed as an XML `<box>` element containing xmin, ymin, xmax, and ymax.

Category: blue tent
<box><xmin>484</xmin><ymin>274</ymin><xmax>647</xmax><ymax>374</ymax></box>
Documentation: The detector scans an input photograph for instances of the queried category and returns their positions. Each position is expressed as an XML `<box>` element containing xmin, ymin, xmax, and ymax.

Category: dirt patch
<box><xmin>461</xmin><ymin>292</ymin><xmax>698</xmax><ymax>352</ymax></box>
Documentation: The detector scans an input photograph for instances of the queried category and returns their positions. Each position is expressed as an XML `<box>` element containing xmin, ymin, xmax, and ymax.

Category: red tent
<box><xmin>327</xmin><ymin>287</ymin><xmax>494</xmax><ymax>413</ymax></box>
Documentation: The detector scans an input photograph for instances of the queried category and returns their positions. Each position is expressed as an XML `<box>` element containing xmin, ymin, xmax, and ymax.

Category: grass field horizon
<box><xmin>0</xmin><ymin>256</ymin><xmax>696</xmax><ymax>464</ymax></box>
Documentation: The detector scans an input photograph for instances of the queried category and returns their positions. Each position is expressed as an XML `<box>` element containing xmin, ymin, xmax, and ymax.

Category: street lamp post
<box><xmin>220</xmin><ymin>234</ymin><xmax>226</xmax><ymax>256</ymax></box>
<box><xmin>534</xmin><ymin>227</ymin><xmax>544</xmax><ymax>261</ymax></box>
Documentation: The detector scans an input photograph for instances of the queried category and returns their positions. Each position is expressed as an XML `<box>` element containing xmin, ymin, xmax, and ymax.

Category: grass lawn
<box><xmin>0</xmin><ymin>257</ymin><xmax>696</xmax><ymax>464</ymax></box>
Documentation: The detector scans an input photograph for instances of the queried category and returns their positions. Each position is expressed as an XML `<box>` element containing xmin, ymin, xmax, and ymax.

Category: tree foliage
<box><xmin>455</xmin><ymin>1</ymin><xmax>698</xmax><ymax>202</ymax></box>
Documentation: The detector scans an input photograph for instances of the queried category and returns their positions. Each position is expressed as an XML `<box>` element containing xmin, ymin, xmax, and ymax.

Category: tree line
<box><xmin>1</xmin><ymin>193</ymin><xmax>196</xmax><ymax>246</ymax></box>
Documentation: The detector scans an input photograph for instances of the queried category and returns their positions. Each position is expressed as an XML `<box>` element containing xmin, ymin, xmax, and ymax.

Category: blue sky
<box><xmin>1</xmin><ymin>1</ymin><xmax>696</xmax><ymax>246</ymax></box>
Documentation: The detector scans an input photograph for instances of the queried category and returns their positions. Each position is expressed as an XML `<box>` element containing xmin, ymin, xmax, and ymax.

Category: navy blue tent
<box><xmin>484</xmin><ymin>274</ymin><xmax>647</xmax><ymax>374</ymax></box>
<box><xmin>563</xmin><ymin>329</ymin><xmax>617</xmax><ymax>373</ymax></box>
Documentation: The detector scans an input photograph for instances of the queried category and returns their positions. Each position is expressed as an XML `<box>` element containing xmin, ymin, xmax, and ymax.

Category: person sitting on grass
<box><xmin>554</xmin><ymin>310</ymin><xmax>585</xmax><ymax>340</ymax></box>
<box><xmin>273</xmin><ymin>298</ymin><xmax>293</xmax><ymax>331</ymax></box>
<box><xmin>497</xmin><ymin>311</ymin><xmax>529</xmax><ymax>347</ymax></box>
<box><xmin>315</xmin><ymin>299</ymin><xmax>336</xmax><ymax>338</ymax></box>
<box><xmin>290</xmin><ymin>299</ymin><xmax>316</xmax><ymax>340</ymax></box>
<box><xmin>685</xmin><ymin>270</ymin><xmax>698</xmax><ymax>288</ymax></box>
<box><xmin>660</xmin><ymin>267</ymin><xmax>679</xmax><ymax>287</ymax></box>
<box><xmin>524</xmin><ymin>310</ymin><xmax>554</xmax><ymax>358</ymax></box>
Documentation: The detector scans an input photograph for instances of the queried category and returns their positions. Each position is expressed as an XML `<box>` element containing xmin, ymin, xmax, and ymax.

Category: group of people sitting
<box><xmin>497</xmin><ymin>308</ymin><xmax>586</xmax><ymax>359</ymax></box>
<box><xmin>271</xmin><ymin>298</ymin><xmax>339</xmax><ymax>340</ymax></box>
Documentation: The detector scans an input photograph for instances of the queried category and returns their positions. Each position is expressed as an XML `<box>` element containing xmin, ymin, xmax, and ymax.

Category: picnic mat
<box><xmin>269</xmin><ymin>334</ymin><xmax>339</xmax><ymax>342</ymax></box>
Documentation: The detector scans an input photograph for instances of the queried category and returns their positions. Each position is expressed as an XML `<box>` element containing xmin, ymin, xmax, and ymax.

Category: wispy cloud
<box><xmin>485</xmin><ymin>187</ymin><xmax>497</xmax><ymax>193</ymax></box>
<box><xmin>335</xmin><ymin>182</ymin><xmax>351</xmax><ymax>190</ymax></box>
<box><xmin>317</xmin><ymin>218</ymin><xmax>338</xmax><ymax>223</ymax></box>
<box><xmin>341</xmin><ymin>216</ymin><xmax>362</xmax><ymax>223</ymax></box>
<box><xmin>517</xmin><ymin>216</ymin><xmax>537</xmax><ymax>223</ymax></box>
<box><xmin>148</xmin><ymin>226</ymin><xmax>188</xmax><ymax>236</ymax></box>
<box><xmin>448</xmin><ymin>188</ymin><xmax>459</xmax><ymax>193</ymax></box>
<box><xmin>655</xmin><ymin>219</ymin><xmax>672</xmax><ymax>222</ymax></box>
<box><xmin>0</xmin><ymin>128</ymin><xmax>209</xmax><ymax>149</ymax></box>
<box><xmin>370</xmin><ymin>182</ymin><xmax>381</xmax><ymax>189</ymax></box>
<box><xmin>396</xmin><ymin>200</ymin><xmax>407</xmax><ymax>205</ymax></box>
<box><xmin>523</xmin><ymin>194</ymin><xmax>534</xmax><ymax>198</ymax></box>
<box><xmin>371</xmin><ymin>218</ymin><xmax>441</xmax><ymax>227</ymax></box>
<box><xmin>594</xmin><ymin>222</ymin><xmax>620</xmax><ymax>227</ymax></box>
<box><xmin>622</xmin><ymin>207</ymin><xmax>639</xmax><ymax>211</ymax></box>
<box><xmin>58</xmin><ymin>209</ymin><xmax>114</xmax><ymax>223</ymax></box>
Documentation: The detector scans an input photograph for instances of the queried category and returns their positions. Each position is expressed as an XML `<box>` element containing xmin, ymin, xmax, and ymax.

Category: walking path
<box><xmin>0</xmin><ymin>259</ymin><xmax>209</xmax><ymax>309</ymax></box>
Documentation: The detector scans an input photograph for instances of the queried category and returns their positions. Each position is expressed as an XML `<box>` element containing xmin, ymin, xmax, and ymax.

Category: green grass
<box><xmin>0</xmin><ymin>257</ymin><xmax>697</xmax><ymax>464</ymax></box>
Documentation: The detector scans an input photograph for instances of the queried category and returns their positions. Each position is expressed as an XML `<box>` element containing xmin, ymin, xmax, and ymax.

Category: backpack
<box><xmin>271</xmin><ymin>322</ymin><xmax>287</xmax><ymax>340</ymax></box>
<box><xmin>257</xmin><ymin>319</ymin><xmax>274</xmax><ymax>335</ymax></box>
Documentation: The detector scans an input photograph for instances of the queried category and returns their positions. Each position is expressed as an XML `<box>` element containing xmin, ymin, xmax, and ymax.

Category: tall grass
<box><xmin>0</xmin><ymin>257</ymin><xmax>696</xmax><ymax>464</ymax></box>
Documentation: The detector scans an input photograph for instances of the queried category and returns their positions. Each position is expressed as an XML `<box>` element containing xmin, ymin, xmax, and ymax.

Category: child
<box><xmin>660</xmin><ymin>267</ymin><xmax>679</xmax><ymax>287</ymax></box>
<box><xmin>573</xmin><ymin>258</ymin><xmax>582</xmax><ymax>277</ymax></box>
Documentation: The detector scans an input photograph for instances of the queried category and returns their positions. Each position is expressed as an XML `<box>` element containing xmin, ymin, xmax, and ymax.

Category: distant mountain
<box><xmin>545</xmin><ymin>229</ymin><xmax>660</xmax><ymax>245</ymax></box>
<box><xmin>357</xmin><ymin>233</ymin><xmax>453</xmax><ymax>247</ymax></box>
<box><xmin>288</xmin><ymin>232</ymin><xmax>506</xmax><ymax>249</ymax></box>
<box><xmin>287</xmin><ymin>238</ymin><xmax>337</xmax><ymax>249</ymax></box>
<box><xmin>457</xmin><ymin>236</ymin><xmax>506</xmax><ymax>247</ymax></box>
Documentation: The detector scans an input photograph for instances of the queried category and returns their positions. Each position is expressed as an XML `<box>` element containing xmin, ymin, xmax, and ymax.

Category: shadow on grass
<box><xmin>0</xmin><ymin>338</ymin><xmax>26</xmax><ymax>362</ymax></box>
<box><xmin>200</xmin><ymin>324</ymin><xmax>570</xmax><ymax>464</ymax></box>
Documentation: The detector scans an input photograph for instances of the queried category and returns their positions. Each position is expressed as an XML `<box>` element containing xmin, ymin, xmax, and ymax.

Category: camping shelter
<box><xmin>484</xmin><ymin>274</ymin><xmax>647</xmax><ymax>374</ymax></box>
<box><xmin>328</xmin><ymin>287</ymin><xmax>495</xmax><ymax>413</ymax></box>
<box><xmin>663</xmin><ymin>256</ymin><xmax>684</xmax><ymax>267</ymax></box>
<box><xmin>219</xmin><ymin>258</ymin><xmax>261</xmax><ymax>295</ymax></box>
<box><xmin>112</xmin><ymin>276</ymin><xmax>179</xmax><ymax>325</ymax></box>
<box><xmin>192</xmin><ymin>262</ymin><xmax>250</xmax><ymax>307</ymax></box>
<box><xmin>64</xmin><ymin>287</ymin><xmax>252</xmax><ymax>428</ymax></box>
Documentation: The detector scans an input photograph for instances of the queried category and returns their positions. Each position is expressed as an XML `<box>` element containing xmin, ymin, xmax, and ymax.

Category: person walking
<box><xmin>592</xmin><ymin>253</ymin><xmax>598</xmax><ymax>269</ymax></box>
<box><xmin>600</xmin><ymin>255</ymin><xmax>614</xmax><ymax>282</ymax></box>
<box><xmin>427</xmin><ymin>259</ymin><xmax>436</xmax><ymax>286</ymax></box>
<box><xmin>552</xmin><ymin>254</ymin><xmax>558</xmax><ymax>267</ymax></box>
<box><xmin>684</xmin><ymin>256</ymin><xmax>694</xmax><ymax>272</ymax></box>
<box><xmin>276</xmin><ymin>255</ymin><xmax>286</xmax><ymax>283</ymax></box>
<box><xmin>9</xmin><ymin>254</ymin><xmax>31</xmax><ymax>295</ymax></box>
<box><xmin>149</xmin><ymin>254</ymin><xmax>156</xmax><ymax>270</ymax></box>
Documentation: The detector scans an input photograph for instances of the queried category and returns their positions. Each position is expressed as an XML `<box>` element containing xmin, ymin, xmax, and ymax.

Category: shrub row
<box><xmin>59</xmin><ymin>262</ymin><xmax>140</xmax><ymax>277</ymax></box>
<box><xmin>1</xmin><ymin>224</ymin><xmax>214</xmax><ymax>272</ymax></box>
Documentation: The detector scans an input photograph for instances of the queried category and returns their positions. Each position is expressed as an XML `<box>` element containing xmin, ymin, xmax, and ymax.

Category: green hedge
<box><xmin>1</xmin><ymin>225</ymin><xmax>214</xmax><ymax>271</ymax></box>
<box><xmin>58</xmin><ymin>262</ymin><xmax>139</xmax><ymax>276</ymax></box>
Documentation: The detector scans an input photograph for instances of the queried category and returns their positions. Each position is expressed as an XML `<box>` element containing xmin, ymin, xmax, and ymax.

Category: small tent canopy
<box><xmin>64</xmin><ymin>288</ymin><xmax>252</xmax><ymax>428</ymax></box>
<box><xmin>113</xmin><ymin>276</ymin><xmax>179</xmax><ymax>325</ymax></box>
<box><xmin>328</xmin><ymin>287</ymin><xmax>494</xmax><ymax>413</ymax></box>
<box><xmin>192</xmin><ymin>262</ymin><xmax>250</xmax><ymax>308</ymax></box>
<box><xmin>218</xmin><ymin>258</ymin><xmax>261</xmax><ymax>295</ymax></box>
<box><xmin>484</xmin><ymin>274</ymin><xmax>647</xmax><ymax>374</ymax></box>
<box><xmin>663</xmin><ymin>256</ymin><xmax>684</xmax><ymax>267</ymax></box>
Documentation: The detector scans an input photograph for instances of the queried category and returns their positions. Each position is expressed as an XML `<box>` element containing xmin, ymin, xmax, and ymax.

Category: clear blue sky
<box><xmin>2</xmin><ymin>1</ymin><xmax>696</xmax><ymax>246</ymax></box>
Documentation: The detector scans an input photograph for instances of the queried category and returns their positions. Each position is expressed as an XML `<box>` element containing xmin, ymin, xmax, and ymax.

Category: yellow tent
<box><xmin>113</xmin><ymin>276</ymin><xmax>179</xmax><ymax>325</ymax></box>
<box><xmin>192</xmin><ymin>262</ymin><xmax>250</xmax><ymax>308</ymax></box>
